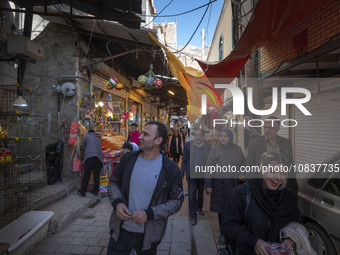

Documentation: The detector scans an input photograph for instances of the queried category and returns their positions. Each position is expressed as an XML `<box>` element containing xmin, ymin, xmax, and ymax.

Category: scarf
<box><xmin>248</xmin><ymin>178</ymin><xmax>300</xmax><ymax>241</ymax></box>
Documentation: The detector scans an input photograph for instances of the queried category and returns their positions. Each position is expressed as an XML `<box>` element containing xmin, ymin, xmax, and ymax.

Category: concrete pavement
<box><xmin>27</xmin><ymin>177</ymin><xmax>221</xmax><ymax>255</ymax></box>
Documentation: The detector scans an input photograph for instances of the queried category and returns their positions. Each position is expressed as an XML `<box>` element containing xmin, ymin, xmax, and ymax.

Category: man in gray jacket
<box><xmin>107</xmin><ymin>121</ymin><xmax>183</xmax><ymax>255</ymax></box>
<box><xmin>78</xmin><ymin>129</ymin><xmax>103</xmax><ymax>197</ymax></box>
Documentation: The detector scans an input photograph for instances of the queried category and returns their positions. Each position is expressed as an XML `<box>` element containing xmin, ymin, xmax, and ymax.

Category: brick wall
<box><xmin>259</xmin><ymin>0</ymin><xmax>340</xmax><ymax>74</ymax></box>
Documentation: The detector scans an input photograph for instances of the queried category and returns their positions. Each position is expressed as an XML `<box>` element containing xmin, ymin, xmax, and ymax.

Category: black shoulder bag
<box><xmin>217</xmin><ymin>184</ymin><xmax>251</xmax><ymax>255</ymax></box>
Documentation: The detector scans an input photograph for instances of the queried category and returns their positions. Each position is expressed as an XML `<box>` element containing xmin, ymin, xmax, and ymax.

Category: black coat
<box><xmin>169</xmin><ymin>135</ymin><xmax>183</xmax><ymax>155</ymax></box>
<box><xmin>222</xmin><ymin>184</ymin><xmax>300</xmax><ymax>255</ymax></box>
<box><xmin>205</xmin><ymin>143</ymin><xmax>246</xmax><ymax>213</ymax></box>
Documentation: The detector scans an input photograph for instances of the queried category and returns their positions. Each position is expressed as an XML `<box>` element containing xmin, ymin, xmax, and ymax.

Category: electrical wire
<box><xmin>204</xmin><ymin>2</ymin><xmax>213</xmax><ymax>47</ymax></box>
<box><xmin>142</xmin><ymin>0</ymin><xmax>175</xmax><ymax>28</ymax></box>
<box><xmin>174</xmin><ymin>0</ymin><xmax>212</xmax><ymax>53</ymax></box>
<box><xmin>147</xmin><ymin>0</ymin><xmax>218</xmax><ymax>18</ymax></box>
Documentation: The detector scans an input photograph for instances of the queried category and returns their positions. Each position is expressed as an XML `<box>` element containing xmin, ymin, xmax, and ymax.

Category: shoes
<box><xmin>77</xmin><ymin>190</ymin><xmax>85</xmax><ymax>197</ymax></box>
<box><xmin>191</xmin><ymin>218</ymin><xmax>197</xmax><ymax>226</ymax></box>
<box><xmin>91</xmin><ymin>192</ymin><xmax>99</xmax><ymax>197</ymax></box>
<box><xmin>218</xmin><ymin>235</ymin><xmax>225</xmax><ymax>245</ymax></box>
<box><xmin>197</xmin><ymin>209</ymin><xmax>205</xmax><ymax>216</ymax></box>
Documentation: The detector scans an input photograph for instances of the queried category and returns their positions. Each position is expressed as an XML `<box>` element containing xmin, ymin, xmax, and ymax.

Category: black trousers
<box><xmin>107</xmin><ymin>228</ymin><xmax>159</xmax><ymax>255</ymax></box>
<box><xmin>80</xmin><ymin>157</ymin><xmax>102</xmax><ymax>195</ymax></box>
<box><xmin>188</xmin><ymin>178</ymin><xmax>204</xmax><ymax>219</ymax></box>
<box><xmin>172</xmin><ymin>153</ymin><xmax>180</xmax><ymax>164</ymax></box>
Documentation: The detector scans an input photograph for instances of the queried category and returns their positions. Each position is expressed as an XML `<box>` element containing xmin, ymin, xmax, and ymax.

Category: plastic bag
<box><xmin>72</xmin><ymin>154</ymin><xmax>83</xmax><ymax>172</ymax></box>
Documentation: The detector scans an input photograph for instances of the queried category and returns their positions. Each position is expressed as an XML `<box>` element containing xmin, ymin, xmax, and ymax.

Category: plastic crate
<box><xmin>0</xmin><ymin>211</ymin><xmax>54</xmax><ymax>255</ymax></box>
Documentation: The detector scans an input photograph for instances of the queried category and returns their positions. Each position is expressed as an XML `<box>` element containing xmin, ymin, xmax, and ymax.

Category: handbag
<box><xmin>217</xmin><ymin>184</ymin><xmax>251</xmax><ymax>255</ymax></box>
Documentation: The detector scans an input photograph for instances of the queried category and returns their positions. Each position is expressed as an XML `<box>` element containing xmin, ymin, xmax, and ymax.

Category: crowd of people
<box><xmin>78</xmin><ymin>118</ymin><xmax>316</xmax><ymax>255</ymax></box>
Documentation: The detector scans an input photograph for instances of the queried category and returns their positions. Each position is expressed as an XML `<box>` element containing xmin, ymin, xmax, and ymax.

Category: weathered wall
<box><xmin>23</xmin><ymin>22</ymin><xmax>79</xmax><ymax>178</ymax></box>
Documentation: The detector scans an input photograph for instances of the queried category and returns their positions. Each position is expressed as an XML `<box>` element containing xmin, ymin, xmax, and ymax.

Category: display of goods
<box><xmin>108</xmin><ymin>77</ymin><xmax>118</xmax><ymax>87</ymax></box>
<box><xmin>5</xmin><ymin>149</ymin><xmax>12</xmax><ymax>164</ymax></box>
<box><xmin>154</xmin><ymin>78</ymin><xmax>163</xmax><ymax>88</ymax></box>
<box><xmin>106</xmin><ymin>81</ymin><xmax>114</xmax><ymax>90</ymax></box>
<box><xmin>68</xmin><ymin>122</ymin><xmax>79</xmax><ymax>146</ymax></box>
<box><xmin>0</xmin><ymin>149</ymin><xmax>5</xmax><ymax>164</ymax></box>
<box><xmin>265</xmin><ymin>242</ymin><xmax>289</xmax><ymax>255</ymax></box>
<box><xmin>0</xmin><ymin>125</ymin><xmax>8</xmax><ymax>139</ymax></box>
<box><xmin>115</xmin><ymin>83</ymin><xmax>123</xmax><ymax>90</ymax></box>
<box><xmin>138</xmin><ymin>75</ymin><xmax>147</xmax><ymax>85</ymax></box>
<box><xmin>139</xmin><ymin>64</ymin><xmax>161</xmax><ymax>91</ymax></box>
<box><xmin>145</xmin><ymin>77</ymin><xmax>154</xmax><ymax>87</ymax></box>
<box><xmin>0</xmin><ymin>148</ymin><xmax>12</xmax><ymax>164</ymax></box>
<box><xmin>101</xmin><ymin>135</ymin><xmax>126</xmax><ymax>150</ymax></box>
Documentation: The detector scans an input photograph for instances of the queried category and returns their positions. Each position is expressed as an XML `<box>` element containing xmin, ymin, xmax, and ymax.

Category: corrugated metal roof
<box><xmin>9</xmin><ymin>0</ymin><xmax>142</xmax><ymax>28</ymax></box>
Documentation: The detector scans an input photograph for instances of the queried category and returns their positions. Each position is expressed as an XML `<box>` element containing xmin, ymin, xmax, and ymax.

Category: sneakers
<box><xmin>197</xmin><ymin>209</ymin><xmax>205</xmax><ymax>216</ymax></box>
<box><xmin>77</xmin><ymin>190</ymin><xmax>85</xmax><ymax>197</ymax></box>
<box><xmin>191</xmin><ymin>218</ymin><xmax>197</xmax><ymax>226</ymax></box>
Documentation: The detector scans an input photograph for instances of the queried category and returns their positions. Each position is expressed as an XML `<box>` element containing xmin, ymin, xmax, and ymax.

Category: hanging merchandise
<box><xmin>154</xmin><ymin>78</ymin><xmax>163</xmax><ymax>89</ymax></box>
<box><xmin>72</xmin><ymin>153</ymin><xmax>83</xmax><ymax>172</ymax></box>
<box><xmin>0</xmin><ymin>148</ymin><xmax>12</xmax><ymax>164</ymax></box>
<box><xmin>115</xmin><ymin>83</ymin><xmax>123</xmax><ymax>90</ymax></box>
<box><xmin>105</xmin><ymin>77</ymin><xmax>118</xmax><ymax>90</ymax></box>
<box><xmin>137</xmin><ymin>64</ymin><xmax>163</xmax><ymax>90</ymax></box>
<box><xmin>0</xmin><ymin>124</ymin><xmax>8</xmax><ymax>139</ymax></box>
<box><xmin>0</xmin><ymin>149</ymin><xmax>6</xmax><ymax>164</ymax></box>
<box><xmin>99</xmin><ymin>171</ymin><xmax>109</xmax><ymax>195</ymax></box>
<box><xmin>137</xmin><ymin>75</ymin><xmax>147</xmax><ymax>85</ymax></box>
<box><xmin>68</xmin><ymin>122</ymin><xmax>79</xmax><ymax>146</ymax></box>
<box><xmin>106</xmin><ymin>82</ymin><xmax>114</xmax><ymax>90</ymax></box>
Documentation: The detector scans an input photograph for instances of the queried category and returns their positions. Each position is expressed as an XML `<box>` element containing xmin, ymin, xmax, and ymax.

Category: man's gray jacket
<box><xmin>108</xmin><ymin>150</ymin><xmax>184</xmax><ymax>250</ymax></box>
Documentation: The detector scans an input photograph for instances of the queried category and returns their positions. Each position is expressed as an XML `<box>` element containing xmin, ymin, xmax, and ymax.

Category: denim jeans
<box><xmin>107</xmin><ymin>228</ymin><xmax>159</xmax><ymax>255</ymax></box>
<box><xmin>188</xmin><ymin>178</ymin><xmax>204</xmax><ymax>219</ymax></box>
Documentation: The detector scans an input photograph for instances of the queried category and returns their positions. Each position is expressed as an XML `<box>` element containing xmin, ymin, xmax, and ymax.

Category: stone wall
<box><xmin>23</xmin><ymin>22</ymin><xmax>80</xmax><ymax>178</ymax></box>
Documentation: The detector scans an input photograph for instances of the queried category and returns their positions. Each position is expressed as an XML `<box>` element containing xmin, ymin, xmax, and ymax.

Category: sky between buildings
<box><xmin>153</xmin><ymin>0</ymin><xmax>224</xmax><ymax>49</ymax></box>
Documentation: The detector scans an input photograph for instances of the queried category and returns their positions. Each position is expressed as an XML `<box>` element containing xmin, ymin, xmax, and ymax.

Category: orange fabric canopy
<box><xmin>149</xmin><ymin>0</ymin><xmax>330</xmax><ymax>121</ymax></box>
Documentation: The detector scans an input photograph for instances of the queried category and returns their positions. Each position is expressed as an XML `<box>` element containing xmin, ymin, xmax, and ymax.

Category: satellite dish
<box><xmin>60</xmin><ymin>82</ymin><xmax>76</xmax><ymax>96</ymax></box>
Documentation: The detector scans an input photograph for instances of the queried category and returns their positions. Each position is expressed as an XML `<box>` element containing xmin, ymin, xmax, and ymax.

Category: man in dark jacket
<box><xmin>181</xmin><ymin>129</ymin><xmax>211</xmax><ymax>225</ymax></box>
<box><xmin>246</xmin><ymin>116</ymin><xmax>298</xmax><ymax>194</ymax></box>
<box><xmin>78</xmin><ymin>129</ymin><xmax>104</xmax><ymax>197</ymax></box>
<box><xmin>107</xmin><ymin>121</ymin><xmax>184</xmax><ymax>255</ymax></box>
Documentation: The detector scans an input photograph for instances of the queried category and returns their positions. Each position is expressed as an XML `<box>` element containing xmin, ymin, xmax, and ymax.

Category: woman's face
<box><xmin>262</xmin><ymin>164</ymin><xmax>287</xmax><ymax>190</ymax></box>
<box><xmin>219</xmin><ymin>131</ymin><xmax>230</xmax><ymax>145</ymax></box>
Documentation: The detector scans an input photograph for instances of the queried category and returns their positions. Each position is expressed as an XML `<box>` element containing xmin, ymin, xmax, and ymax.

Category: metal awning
<box><xmin>6</xmin><ymin>0</ymin><xmax>142</xmax><ymax>29</ymax></box>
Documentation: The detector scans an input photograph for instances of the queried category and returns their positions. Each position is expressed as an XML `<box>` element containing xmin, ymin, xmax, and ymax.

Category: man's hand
<box><xmin>254</xmin><ymin>239</ymin><xmax>271</xmax><ymax>255</ymax></box>
<box><xmin>206</xmin><ymin>188</ymin><xmax>213</xmax><ymax>194</ymax></box>
<box><xmin>132</xmin><ymin>210</ymin><xmax>147</xmax><ymax>224</ymax></box>
<box><xmin>115</xmin><ymin>203</ymin><xmax>132</xmax><ymax>220</ymax></box>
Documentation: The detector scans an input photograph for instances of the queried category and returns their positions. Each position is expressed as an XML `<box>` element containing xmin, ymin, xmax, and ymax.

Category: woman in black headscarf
<box><xmin>222</xmin><ymin>152</ymin><xmax>300</xmax><ymax>255</ymax></box>
<box><xmin>205</xmin><ymin>128</ymin><xmax>246</xmax><ymax>245</ymax></box>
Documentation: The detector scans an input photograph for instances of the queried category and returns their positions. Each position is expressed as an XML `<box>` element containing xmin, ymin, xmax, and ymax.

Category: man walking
<box><xmin>246</xmin><ymin>116</ymin><xmax>298</xmax><ymax>194</ymax></box>
<box><xmin>107</xmin><ymin>121</ymin><xmax>184</xmax><ymax>255</ymax></box>
<box><xmin>78</xmin><ymin>129</ymin><xmax>103</xmax><ymax>197</ymax></box>
<box><xmin>181</xmin><ymin>129</ymin><xmax>211</xmax><ymax>226</ymax></box>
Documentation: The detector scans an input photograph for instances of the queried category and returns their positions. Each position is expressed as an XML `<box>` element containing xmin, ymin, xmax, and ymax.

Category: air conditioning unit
<box><xmin>7</xmin><ymin>34</ymin><xmax>44</xmax><ymax>61</ymax></box>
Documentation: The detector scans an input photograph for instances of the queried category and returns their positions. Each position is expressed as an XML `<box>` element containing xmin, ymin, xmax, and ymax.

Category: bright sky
<box><xmin>152</xmin><ymin>0</ymin><xmax>224</xmax><ymax>48</ymax></box>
